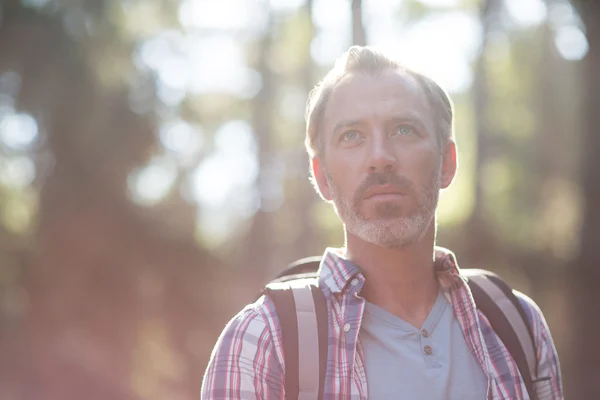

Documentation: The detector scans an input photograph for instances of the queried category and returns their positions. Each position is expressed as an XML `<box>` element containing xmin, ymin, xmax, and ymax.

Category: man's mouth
<box><xmin>363</xmin><ymin>185</ymin><xmax>406</xmax><ymax>200</ymax></box>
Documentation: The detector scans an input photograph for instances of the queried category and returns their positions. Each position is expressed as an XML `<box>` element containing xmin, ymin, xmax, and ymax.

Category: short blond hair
<box><xmin>304</xmin><ymin>46</ymin><xmax>454</xmax><ymax>158</ymax></box>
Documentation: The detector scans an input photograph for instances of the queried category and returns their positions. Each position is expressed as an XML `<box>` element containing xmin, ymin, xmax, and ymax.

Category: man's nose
<box><xmin>367</xmin><ymin>133</ymin><xmax>398</xmax><ymax>173</ymax></box>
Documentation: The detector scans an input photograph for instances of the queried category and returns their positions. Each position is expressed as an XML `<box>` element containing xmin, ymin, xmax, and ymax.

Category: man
<box><xmin>201</xmin><ymin>46</ymin><xmax>563</xmax><ymax>399</ymax></box>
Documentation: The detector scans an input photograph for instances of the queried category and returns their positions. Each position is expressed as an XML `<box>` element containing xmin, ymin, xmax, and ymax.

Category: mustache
<box><xmin>354</xmin><ymin>172</ymin><xmax>415</xmax><ymax>201</ymax></box>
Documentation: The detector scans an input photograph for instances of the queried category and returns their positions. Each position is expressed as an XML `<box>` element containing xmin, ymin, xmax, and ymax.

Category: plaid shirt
<box><xmin>202</xmin><ymin>247</ymin><xmax>563</xmax><ymax>399</ymax></box>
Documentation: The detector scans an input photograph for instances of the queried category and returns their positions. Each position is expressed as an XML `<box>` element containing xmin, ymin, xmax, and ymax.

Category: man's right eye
<box><xmin>341</xmin><ymin>130</ymin><xmax>360</xmax><ymax>141</ymax></box>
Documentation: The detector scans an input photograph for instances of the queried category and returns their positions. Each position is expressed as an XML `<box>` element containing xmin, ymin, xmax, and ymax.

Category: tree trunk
<box><xmin>570</xmin><ymin>1</ymin><xmax>600</xmax><ymax>398</ymax></box>
<box><xmin>351</xmin><ymin>0</ymin><xmax>366</xmax><ymax>46</ymax></box>
<box><xmin>290</xmin><ymin>0</ymin><xmax>318</xmax><ymax>261</ymax></box>
<box><xmin>463</xmin><ymin>0</ymin><xmax>500</xmax><ymax>265</ymax></box>
<box><xmin>242</xmin><ymin>10</ymin><xmax>277</xmax><ymax>287</ymax></box>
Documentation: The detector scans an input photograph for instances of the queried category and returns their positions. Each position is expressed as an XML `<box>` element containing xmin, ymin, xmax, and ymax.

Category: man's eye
<box><xmin>342</xmin><ymin>130</ymin><xmax>360</xmax><ymax>141</ymax></box>
<box><xmin>393</xmin><ymin>125</ymin><xmax>413</xmax><ymax>136</ymax></box>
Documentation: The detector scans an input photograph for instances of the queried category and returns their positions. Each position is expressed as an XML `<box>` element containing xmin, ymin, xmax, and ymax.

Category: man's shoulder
<box><xmin>209</xmin><ymin>295</ymin><xmax>284</xmax><ymax>364</ymax></box>
<box><xmin>512</xmin><ymin>290</ymin><xmax>558</xmax><ymax>352</ymax></box>
<box><xmin>222</xmin><ymin>295</ymin><xmax>281</xmax><ymax>337</ymax></box>
<box><xmin>513</xmin><ymin>289</ymin><xmax>546</xmax><ymax>328</ymax></box>
<box><xmin>202</xmin><ymin>296</ymin><xmax>286</xmax><ymax>398</ymax></box>
<box><xmin>513</xmin><ymin>290</ymin><xmax>563</xmax><ymax>395</ymax></box>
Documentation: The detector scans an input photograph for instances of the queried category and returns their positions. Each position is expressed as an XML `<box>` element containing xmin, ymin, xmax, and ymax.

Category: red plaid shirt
<box><xmin>202</xmin><ymin>247</ymin><xmax>563</xmax><ymax>399</ymax></box>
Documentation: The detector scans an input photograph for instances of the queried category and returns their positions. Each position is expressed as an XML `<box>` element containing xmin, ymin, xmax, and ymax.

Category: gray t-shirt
<box><xmin>359</xmin><ymin>290</ymin><xmax>488</xmax><ymax>399</ymax></box>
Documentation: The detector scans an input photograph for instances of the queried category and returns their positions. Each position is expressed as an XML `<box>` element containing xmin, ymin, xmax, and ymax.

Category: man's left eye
<box><xmin>393</xmin><ymin>125</ymin><xmax>413</xmax><ymax>136</ymax></box>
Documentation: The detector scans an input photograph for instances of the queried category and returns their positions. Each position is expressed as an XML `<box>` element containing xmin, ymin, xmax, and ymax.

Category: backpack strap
<box><xmin>463</xmin><ymin>269</ymin><xmax>538</xmax><ymax>400</ymax></box>
<box><xmin>264</xmin><ymin>277</ymin><xmax>327</xmax><ymax>400</ymax></box>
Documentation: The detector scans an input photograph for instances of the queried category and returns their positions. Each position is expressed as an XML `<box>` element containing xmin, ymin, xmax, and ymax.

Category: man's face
<box><xmin>312</xmin><ymin>70</ymin><xmax>456</xmax><ymax>249</ymax></box>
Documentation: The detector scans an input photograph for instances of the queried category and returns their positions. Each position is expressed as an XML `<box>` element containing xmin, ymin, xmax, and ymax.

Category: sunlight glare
<box><xmin>311</xmin><ymin>0</ymin><xmax>351</xmax><ymax>66</ymax></box>
<box><xmin>158</xmin><ymin>57</ymin><xmax>190</xmax><ymax>92</ymax></box>
<box><xmin>191</xmin><ymin>154</ymin><xmax>231</xmax><ymax>207</ymax></box>
<box><xmin>0</xmin><ymin>112</ymin><xmax>38</xmax><ymax>150</ymax></box>
<box><xmin>504</xmin><ymin>0</ymin><xmax>547</xmax><ymax>27</ymax></box>
<box><xmin>128</xmin><ymin>157</ymin><xmax>178</xmax><ymax>207</ymax></box>
<box><xmin>279</xmin><ymin>85</ymin><xmax>306</xmax><ymax>122</ymax></box>
<box><xmin>417</xmin><ymin>0</ymin><xmax>461</xmax><ymax>7</ymax></box>
<box><xmin>0</xmin><ymin>156</ymin><xmax>36</xmax><ymax>189</ymax></box>
<box><xmin>313</xmin><ymin>0</ymin><xmax>351</xmax><ymax>30</ymax></box>
<box><xmin>369</xmin><ymin>11</ymin><xmax>480</xmax><ymax>93</ymax></box>
<box><xmin>156</xmin><ymin>81</ymin><xmax>187</xmax><ymax>107</ymax></box>
<box><xmin>186</xmin><ymin>35</ymin><xmax>262</xmax><ymax>97</ymax></box>
<box><xmin>136</xmin><ymin>30</ymin><xmax>184</xmax><ymax>73</ymax></box>
<box><xmin>191</xmin><ymin>121</ymin><xmax>258</xmax><ymax>208</ymax></box>
<box><xmin>191</xmin><ymin>152</ymin><xmax>258</xmax><ymax>207</ymax></box>
<box><xmin>160</xmin><ymin>120</ymin><xmax>204</xmax><ymax>165</ymax></box>
<box><xmin>178</xmin><ymin>0</ymin><xmax>266</xmax><ymax>33</ymax></box>
<box><xmin>311</xmin><ymin>32</ymin><xmax>351</xmax><ymax>66</ymax></box>
<box><xmin>214</xmin><ymin>120</ymin><xmax>257</xmax><ymax>156</ymax></box>
<box><xmin>269</xmin><ymin>0</ymin><xmax>305</xmax><ymax>13</ymax></box>
<box><xmin>549</xmin><ymin>2</ymin><xmax>580</xmax><ymax>27</ymax></box>
<box><xmin>555</xmin><ymin>26</ymin><xmax>589</xmax><ymax>61</ymax></box>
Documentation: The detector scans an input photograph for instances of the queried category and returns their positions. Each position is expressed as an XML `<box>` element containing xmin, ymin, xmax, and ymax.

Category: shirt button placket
<box><xmin>420</xmin><ymin>328</ymin><xmax>438</xmax><ymax>368</ymax></box>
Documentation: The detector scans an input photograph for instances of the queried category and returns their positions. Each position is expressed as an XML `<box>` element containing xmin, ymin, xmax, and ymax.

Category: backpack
<box><xmin>263</xmin><ymin>256</ymin><xmax>539</xmax><ymax>400</ymax></box>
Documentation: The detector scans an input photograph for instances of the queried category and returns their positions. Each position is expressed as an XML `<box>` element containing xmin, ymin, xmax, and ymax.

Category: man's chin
<box><xmin>363</xmin><ymin>233</ymin><xmax>417</xmax><ymax>250</ymax></box>
<box><xmin>349</xmin><ymin>214</ymin><xmax>434</xmax><ymax>247</ymax></box>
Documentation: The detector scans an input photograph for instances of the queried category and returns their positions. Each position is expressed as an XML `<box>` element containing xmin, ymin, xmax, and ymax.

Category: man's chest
<box><xmin>320</xmin><ymin>293</ymin><xmax>492</xmax><ymax>399</ymax></box>
<box><xmin>357</xmin><ymin>296</ymin><xmax>488</xmax><ymax>399</ymax></box>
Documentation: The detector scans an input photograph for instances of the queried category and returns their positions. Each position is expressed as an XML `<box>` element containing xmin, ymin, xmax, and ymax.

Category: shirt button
<box><xmin>423</xmin><ymin>345</ymin><xmax>433</xmax><ymax>355</ymax></box>
<box><xmin>421</xmin><ymin>329</ymin><xmax>429</xmax><ymax>338</ymax></box>
<box><xmin>343</xmin><ymin>323</ymin><xmax>351</xmax><ymax>332</ymax></box>
<box><xmin>350</xmin><ymin>278</ymin><xmax>359</xmax><ymax>286</ymax></box>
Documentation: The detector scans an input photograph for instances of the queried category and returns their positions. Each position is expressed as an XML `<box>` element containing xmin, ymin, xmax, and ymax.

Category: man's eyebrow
<box><xmin>332</xmin><ymin>119</ymin><xmax>363</xmax><ymax>135</ymax></box>
<box><xmin>388</xmin><ymin>115</ymin><xmax>428</xmax><ymax>130</ymax></box>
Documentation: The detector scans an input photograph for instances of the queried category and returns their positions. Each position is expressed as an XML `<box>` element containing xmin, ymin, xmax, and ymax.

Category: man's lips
<box><xmin>363</xmin><ymin>185</ymin><xmax>406</xmax><ymax>200</ymax></box>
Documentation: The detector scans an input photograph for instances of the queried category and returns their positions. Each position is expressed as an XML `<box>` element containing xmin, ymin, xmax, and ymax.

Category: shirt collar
<box><xmin>318</xmin><ymin>247</ymin><xmax>363</xmax><ymax>294</ymax></box>
<box><xmin>318</xmin><ymin>246</ymin><xmax>464</xmax><ymax>295</ymax></box>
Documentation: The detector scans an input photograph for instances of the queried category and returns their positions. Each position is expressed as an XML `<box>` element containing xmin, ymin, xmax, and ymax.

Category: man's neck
<box><xmin>344</xmin><ymin>223</ymin><xmax>439</xmax><ymax>329</ymax></box>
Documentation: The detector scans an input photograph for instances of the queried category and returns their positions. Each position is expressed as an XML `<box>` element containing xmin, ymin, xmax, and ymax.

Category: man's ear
<box><xmin>440</xmin><ymin>139</ymin><xmax>458</xmax><ymax>189</ymax></box>
<box><xmin>311</xmin><ymin>157</ymin><xmax>332</xmax><ymax>201</ymax></box>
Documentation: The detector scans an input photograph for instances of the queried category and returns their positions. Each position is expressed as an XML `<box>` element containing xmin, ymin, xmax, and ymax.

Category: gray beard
<box><xmin>325</xmin><ymin>166</ymin><xmax>441</xmax><ymax>249</ymax></box>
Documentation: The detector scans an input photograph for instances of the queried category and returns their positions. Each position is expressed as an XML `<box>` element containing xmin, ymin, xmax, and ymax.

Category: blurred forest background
<box><xmin>0</xmin><ymin>0</ymin><xmax>598</xmax><ymax>398</ymax></box>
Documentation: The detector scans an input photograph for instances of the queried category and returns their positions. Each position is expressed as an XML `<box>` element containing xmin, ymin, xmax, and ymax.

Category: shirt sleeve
<box><xmin>516</xmin><ymin>291</ymin><xmax>564</xmax><ymax>400</ymax></box>
<box><xmin>201</xmin><ymin>299</ymin><xmax>284</xmax><ymax>400</ymax></box>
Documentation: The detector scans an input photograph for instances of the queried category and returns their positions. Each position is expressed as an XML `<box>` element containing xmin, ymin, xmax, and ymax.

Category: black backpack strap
<box><xmin>463</xmin><ymin>269</ymin><xmax>538</xmax><ymax>400</ymax></box>
<box><xmin>264</xmin><ymin>277</ymin><xmax>328</xmax><ymax>400</ymax></box>
<box><xmin>312</xmin><ymin>285</ymin><xmax>328</xmax><ymax>400</ymax></box>
<box><xmin>273</xmin><ymin>257</ymin><xmax>322</xmax><ymax>280</ymax></box>
<box><xmin>265</xmin><ymin>284</ymin><xmax>300</xmax><ymax>398</ymax></box>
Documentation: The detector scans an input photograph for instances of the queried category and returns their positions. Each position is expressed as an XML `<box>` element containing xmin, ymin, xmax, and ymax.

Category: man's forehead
<box><xmin>324</xmin><ymin>70</ymin><xmax>430</xmax><ymax>122</ymax></box>
<box><xmin>335</xmin><ymin>69</ymin><xmax>422</xmax><ymax>93</ymax></box>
